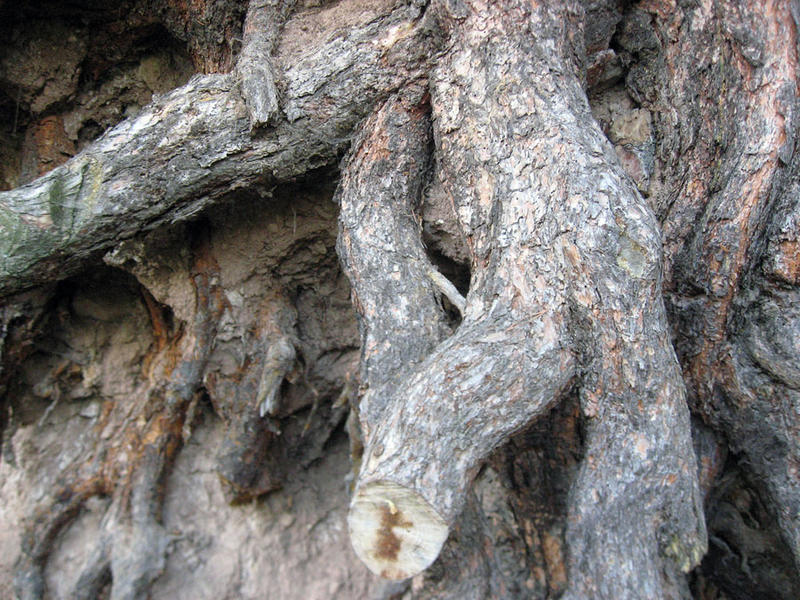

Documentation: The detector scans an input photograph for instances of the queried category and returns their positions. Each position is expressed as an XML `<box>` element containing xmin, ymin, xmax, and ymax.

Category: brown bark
<box><xmin>612</xmin><ymin>2</ymin><xmax>800</xmax><ymax>596</ymax></box>
<box><xmin>656</xmin><ymin>0</ymin><xmax>800</xmax><ymax>572</ymax></box>
<box><xmin>0</xmin><ymin>0</ymin><xmax>799</xmax><ymax>599</ymax></box>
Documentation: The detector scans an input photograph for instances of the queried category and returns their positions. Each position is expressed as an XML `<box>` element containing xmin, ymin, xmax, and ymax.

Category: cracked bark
<box><xmin>1</xmin><ymin>0</ymin><xmax>799</xmax><ymax>598</ymax></box>
<box><xmin>236</xmin><ymin>0</ymin><xmax>297</xmax><ymax>128</ymax></box>
<box><xmin>0</xmin><ymin>0</ymin><xmax>434</xmax><ymax>297</ymax></box>
<box><xmin>339</xmin><ymin>3</ymin><xmax>704</xmax><ymax>595</ymax></box>
<box><xmin>648</xmin><ymin>0</ymin><xmax>800</xmax><ymax>577</ymax></box>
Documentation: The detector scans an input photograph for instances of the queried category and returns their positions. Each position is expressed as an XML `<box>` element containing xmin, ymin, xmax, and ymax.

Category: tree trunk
<box><xmin>0</xmin><ymin>0</ymin><xmax>798</xmax><ymax>599</ymax></box>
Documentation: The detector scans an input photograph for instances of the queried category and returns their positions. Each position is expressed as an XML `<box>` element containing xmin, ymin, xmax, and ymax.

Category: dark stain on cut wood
<box><xmin>375</xmin><ymin>503</ymin><xmax>412</xmax><ymax>561</ymax></box>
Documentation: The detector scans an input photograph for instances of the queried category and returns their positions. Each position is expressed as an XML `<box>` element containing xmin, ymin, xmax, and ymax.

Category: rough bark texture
<box><xmin>0</xmin><ymin>0</ymin><xmax>799</xmax><ymax>598</ymax></box>
<box><xmin>237</xmin><ymin>0</ymin><xmax>298</xmax><ymax>127</ymax></box>
<box><xmin>0</xmin><ymin>0</ymin><xmax>434</xmax><ymax>297</ymax></box>
<box><xmin>341</xmin><ymin>4</ymin><xmax>704</xmax><ymax>596</ymax></box>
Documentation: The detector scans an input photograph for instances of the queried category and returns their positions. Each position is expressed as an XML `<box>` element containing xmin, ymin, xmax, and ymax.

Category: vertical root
<box><xmin>211</xmin><ymin>290</ymin><xmax>298</xmax><ymax>503</ymax></box>
<box><xmin>236</xmin><ymin>0</ymin><xmax>298</xmax><ymax>127</ymax></box>
<box><xmin>14</xmin><ymin>476</ymin><xmax>105</xmax><ymax>600</ymax></box>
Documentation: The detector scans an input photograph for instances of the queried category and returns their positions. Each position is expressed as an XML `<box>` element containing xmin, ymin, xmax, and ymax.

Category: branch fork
<box><xmin>337</xmin><ymin>2</ymin><xmax>706</xmax><ymax>594</ymax></box>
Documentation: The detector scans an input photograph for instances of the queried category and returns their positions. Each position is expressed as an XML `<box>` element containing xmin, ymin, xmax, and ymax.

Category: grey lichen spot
<box><xmin>47</xmin><ymin>162</ymin><xmax>98</xmax><ymax>234</ymax></box>
<box><xmin>48</xmin><ymin>176</ymin><xmax>68</xmax><ymax>230</ymax></box>
<box><xmin>616</xmin><ymin>233</ymin><xmax>646</xmax><ymax>278</ymax></box>
<box><xmin>0</xmin><ymin>205</ymin><xmax>25</xmax><ymax>257</ymax></box>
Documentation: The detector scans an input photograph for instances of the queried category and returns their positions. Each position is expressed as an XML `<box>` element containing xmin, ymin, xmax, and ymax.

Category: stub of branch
<box><xmin>345</xmin><ymin>316</ymin><xmax>573</xmax><ymax>579</ymax></box>
<box><xmin>336</xmin><ymin>90</ymin><xmax>464</xmax><ymax>578</ymax></box>
<box><xmin>348</xmin><ymin>481</ymin><xmax>449</xmax><ymax>580</ymax></box>
<box><xmin>207</xmin><ymin>289</ymin><xmax>298</xmax><ymax>503</ymax></box>
<box><xmin>240</xmin><ymin>66</ymin><xmax>280</xmax><ymax>128</ymax></box>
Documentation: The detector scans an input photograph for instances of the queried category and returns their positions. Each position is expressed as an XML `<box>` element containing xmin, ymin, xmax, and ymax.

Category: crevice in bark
<box><xmin>485</xmin><ymin>392</ymin><xmax>584</xmax><ymax>599</ymax></box>
<box><xmin>692</xmin><ymin>454</ymin><xmax>800</xmax><ymax>600</ymax></box>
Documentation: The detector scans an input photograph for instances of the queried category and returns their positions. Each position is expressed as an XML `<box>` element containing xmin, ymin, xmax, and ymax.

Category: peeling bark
<box><xmin>236</xmin><ymin>0</ymin><xmax>297</xmax><ymax>127</ymax></box>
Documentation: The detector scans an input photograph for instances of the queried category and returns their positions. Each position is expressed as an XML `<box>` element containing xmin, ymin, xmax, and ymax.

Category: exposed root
<box><xmin>14</xmin><ymin>230</ymin><xmax>225</xmax><ymax>600</ymax></box>
<box><xmin>236</xmin><ymin>0</ymin><xmax>298</xmax><ymax>128</ymax></box>
<box><xmin>426</xmin><ymin>268</ymin><xmax>466</xmax><ymax>315</ymax></box>
<box><xmin>338</xmin><ymin>1</ymin><xmax>706</xmax><ymax>593</ymax></box>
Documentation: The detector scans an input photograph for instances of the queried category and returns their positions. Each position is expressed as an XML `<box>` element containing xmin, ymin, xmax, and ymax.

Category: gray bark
<box><xmin>236</xmin><ymin>0</ymin><xmax>297</xmax><ymax>127</ymax></box>
<box><xmin>0</xmin><ymin>0</ymin><xmax>433</xmax><ymax>297</ymax></box>
<box><xmin>341</xmin><ymin>3</ymin><xmax>704</xmax><ymax>596</ymax></box>
<box><xmin>0</xmin><ymin>0</ymin><xmax>799</xmax><ymax>599</ymax></box>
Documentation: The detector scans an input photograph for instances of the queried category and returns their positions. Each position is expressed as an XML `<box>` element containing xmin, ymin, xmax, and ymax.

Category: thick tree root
<box><xmin>651</xmin><ymin>0</ymin><xmax>800</xmax><ymax>575</ymax></box>
<box><xmin>338</xmin><ymin>1</ymin><xmax>706</xmax><ymax>595</ymax></box>
<box><xmin>336</xmin><ymin>88</ymin><xmax>462</xmax><ymax>577</ymax></box>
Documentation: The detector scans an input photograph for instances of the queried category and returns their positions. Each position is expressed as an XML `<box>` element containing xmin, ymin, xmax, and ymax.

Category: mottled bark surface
<box><xmin>624</xmin><ymin>2</ymin><xmax>800</xmax><ymax>597</ymax></box>
<box><xmin>0</xmin><ymin>0</ymin><xmax>799</xmax><ymax>598</ymax></box>
<box><xmin>342</xmin><ymin>3</ymin><xmax>704</xmax><ymax>596</ymax></box>
<box><xmin>0</xmin><ymin>0</ymin><xmax>433</xmax><ymax>297</ymax></box>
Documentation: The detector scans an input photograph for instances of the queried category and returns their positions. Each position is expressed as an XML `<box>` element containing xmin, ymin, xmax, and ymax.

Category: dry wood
<box><xmin>0</xmin><ymin>0</ymin><xmax>434</xmax><ymax>297</ymax></box>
